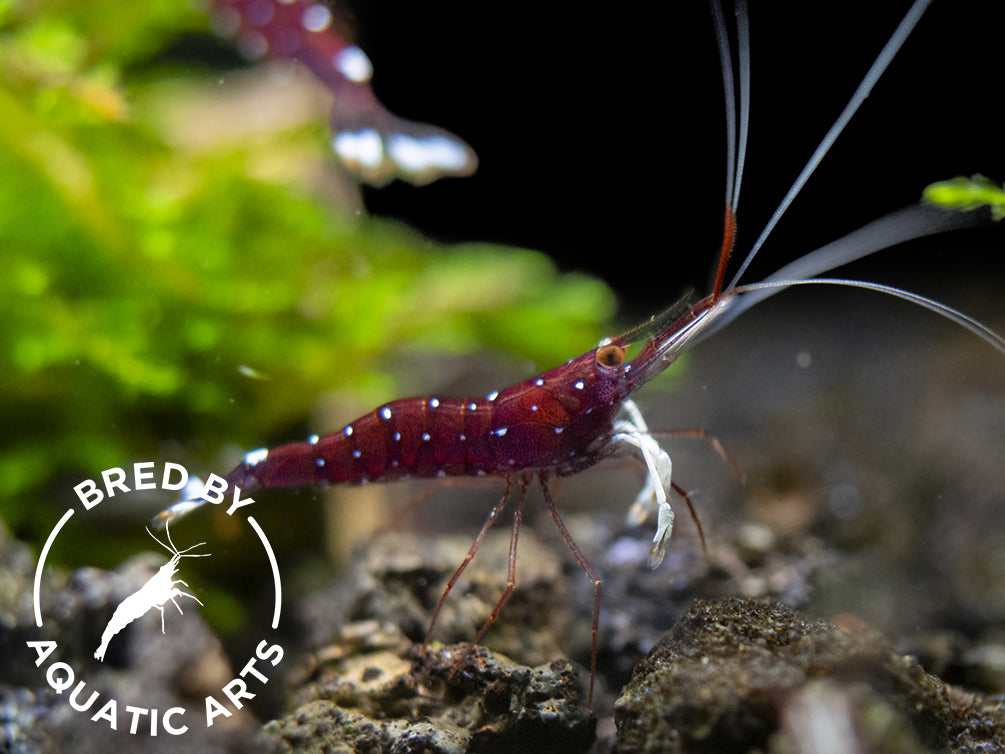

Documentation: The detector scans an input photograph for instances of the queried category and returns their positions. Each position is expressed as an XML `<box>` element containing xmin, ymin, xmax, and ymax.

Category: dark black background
<box><xmin>345</xmin><ymin>1</ymin><xmax>1003</xmax><ymax>315</ymax></box>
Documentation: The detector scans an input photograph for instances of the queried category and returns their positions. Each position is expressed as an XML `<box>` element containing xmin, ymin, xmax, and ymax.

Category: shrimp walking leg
<box><xmin>540</xmin><ymin>474</ymin><xmax>601</xmax><ymax>712</ymax></box>
<box><xmin>423</xmin><ymin>475</ymin><xmax>516</xmax><ymax>654</ymax></box>
<box><xmin>463</xmin><ymin>473</ymin><xmax>530</xmax><ymax>652</ymax></box>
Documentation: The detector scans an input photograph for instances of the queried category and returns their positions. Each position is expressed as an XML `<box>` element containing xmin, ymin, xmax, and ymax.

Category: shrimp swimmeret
<box><xmin>94</xmin><ymin>524</ymin><xmax>210</xmax><ymax>662</ymax></box>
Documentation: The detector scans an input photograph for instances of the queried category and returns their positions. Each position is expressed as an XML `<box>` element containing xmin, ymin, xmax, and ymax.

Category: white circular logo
<box><xmin>27</xmin><ymin>461</ymin><xmax>284</xmax><ymax>737</ymax></box>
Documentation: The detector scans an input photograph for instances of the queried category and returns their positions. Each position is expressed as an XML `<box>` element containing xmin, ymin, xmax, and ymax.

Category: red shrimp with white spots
<box><xmin>159</xmin><ymin>0</ymin><xmax>1004</xmax><ymax>710</ymax></box>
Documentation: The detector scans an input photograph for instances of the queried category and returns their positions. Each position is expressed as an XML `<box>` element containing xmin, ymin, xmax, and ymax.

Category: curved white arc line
<box><xmin>34</xmin><ymin>508</ymin><xmax>75</xmax><ymax>627</ymax></box>
<box><xmin>248</xmin><ymin>516</ymin><xmax>282</xmax><ymax>629</ymax></box>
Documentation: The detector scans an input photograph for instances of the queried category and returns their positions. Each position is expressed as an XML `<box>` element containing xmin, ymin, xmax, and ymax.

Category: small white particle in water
<box><xmin>381</xmin><ymin>407</ymin><xmax>392</xmax><ymax>420</ymax></box>
<box><xmin>487</xmin><ymin>391</ymin><xmax>499</xmax><ymax>401</ymax></box>
<box><xmin>307</xmin><ymin>434</ymin><xmax>319</xmax><ymax>445</ymax></box>
<box><xmin>796</xmin><ymin>351</ymin><xmax>812</xmax><ymax>368</ymax></box>
<box><xmin>429</xmin><ymin>398</ymin><xmax>440</xmax><ymax>408</ymax></box>
<box><xmin>244</xmin><ymin>447</ymin><xmax>269</xmax><ymax>467</ymax></box>
<box><xmin>301</xmin><ymin>4</ymin><xmax>332</xmax><ymax>33</ymax></box>
<box><xmin>333</xmin><ymin>45</ymin><xmax>372</xmax><ymax>82</ymax></box>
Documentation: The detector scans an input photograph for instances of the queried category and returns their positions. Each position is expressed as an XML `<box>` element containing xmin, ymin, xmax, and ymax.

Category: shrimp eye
<box><xmin>596</xmin><ymin>344</ymin><xmax>626</xmax><ymax>367</ymax></box>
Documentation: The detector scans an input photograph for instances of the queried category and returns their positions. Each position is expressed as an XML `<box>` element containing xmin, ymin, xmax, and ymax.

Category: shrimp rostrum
<box><xmin>156</xmin><ymin>0</ymin><xmax>1003</xmax><ymax>710</ymax></box>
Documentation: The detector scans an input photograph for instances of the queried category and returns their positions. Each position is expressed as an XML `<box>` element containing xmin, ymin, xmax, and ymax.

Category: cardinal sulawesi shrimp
<box><xmin>157</xmin><ymin>0</ymin><xmax>1004</xmax><ymax>711</ymax></box>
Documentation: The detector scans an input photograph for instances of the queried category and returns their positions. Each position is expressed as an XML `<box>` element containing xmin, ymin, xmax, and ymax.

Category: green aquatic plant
<box><xmin>924</xmin><ymin>175</ymin><xmax>1005</xmax><ymax>221</ymax></box>
<box><xmin>0</xmin><ymin>0</ymin><xmax>616</xmax><ymax>550</ymax></box>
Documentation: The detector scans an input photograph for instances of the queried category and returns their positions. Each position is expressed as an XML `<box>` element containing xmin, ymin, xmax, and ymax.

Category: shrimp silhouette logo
<box><xmin>93</xmin><ymin>524</ymin><xmax>210</xmax><ymax>663</ymax></box>
<box><xmin>27</xmin><ymin>461</ymin><xmax>286</xmax><ymax>739</ymax></box>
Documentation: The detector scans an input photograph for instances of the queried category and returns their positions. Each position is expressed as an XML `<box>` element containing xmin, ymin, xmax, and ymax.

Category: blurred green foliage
<box><xmin>0</xmin><ymin>0</ymin><xmax>617</xmax><ymax>549</ymax></box>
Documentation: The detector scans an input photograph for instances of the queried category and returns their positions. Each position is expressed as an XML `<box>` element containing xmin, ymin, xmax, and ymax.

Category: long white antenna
<box><xmin>709</xmin><ymin>0</ymin><xmax>736</xmax><ymax>211</ymax></box>
<box><xmin>709</xmin><ymin>0</ymin><xmax>750</xmax><ymax>214</ymax></box>
<box><xmin>732</xmin><ymin>0</ymin><xmax>750</xmax><ymax>213</ymax></box>
<box><xmin>695</xmin><ymin>202</ymin><xmax>993</xmax><ymax>342</ymax></box>
<box><xmin>726</xmin><ymin>0</ymin><xmax>933</xmax><ymax>289</ymax></box>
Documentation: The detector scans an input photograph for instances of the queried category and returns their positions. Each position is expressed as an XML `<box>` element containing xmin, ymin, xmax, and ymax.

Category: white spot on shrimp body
<box><xmin>237</xmin><ymin>31</ymin><xmax>268</xmax><ymax>59</ymax></box>
<box><xmin>493</xmin><ymin>428</ymin><xmax>508</xmax><ymax>437</ymax></box>
<box><xmin>334</xmin><ymin>45</ymin><xmax>372</xmax><ymax>82</ymax></box>
<box><xmin>535</xmin><ymin>378</ymin><xmax>545</xmax><ymax>386</ymax></box>
<box><xmin>333</xmin><ymin>129</ymin><xmax>383</xmax><ymax>170</ymax></box>
<box><xmin>459</xmin><ymin>434</ymin><xmax>467</xmax><ymax>441</ymax></box>
<box><xmin>343</xmin><ymin>426</ymin><xmax>353</xmax><ymax>437</ymax></box>
<box><xmin>381</xmin><ymin>407</ymin><xmax>392</xmax><ymax>420</ymax></box>
<box><xmin>210</xmin><ymin>7</ymin><xmax>241</xmax><ymax>37</ymax></box>
<box><xmin>353</xmin><ymin>450</ymin><xmax>362</xmax><ymax>459</ymax></box>
<box><xmin>387</xmin><ymin>134</ymin><xmax>471</xmax><ymax>173</ymax></box>
<box><xmin>244</xmin><ymin>447</ymin><xmax>269</xmax><ymax>467</ymax></box>
<box><xmin>531</xmin><ymin>405</ymin><xmax>538</xmax><ymax>412</ymax></box>
<box><xmin>468</xmin><ymin>402</ymin><xmax>477</xmax><ymax>411</ymax></box>
<box><xmin>394</xmin><ymin>432</ymin><xmax>402</xmax><ymax>442</ymax></box>
<box><xmin>307</xmin><ymin>434</ymin><xmax>319</xmax><ymax>445</ymax></box>
<box><xmin>301</xmin><ymin>3</ymin><xmax>332</xmax><ymax>33</ymax></box>
<box><xmin>574</xmin><ymin>381</ymin><xmax>585</xmax><ymax>390</ymax></box>
<box><xmin>429</xmin><ymin>398</ymin><xmax>440</xmax><ymax>408</ymax></box>
<box><xmin>487</xmin><ymin>391</ymin><xmax>499</xmax><ymax>401</ymax></box>
<box><xmin>554</xmin><ymin>427</ymin><xmax>564</xmax><ymax>434</ymax></box>
<box><xmin>316</xmin><ymin>458</ymin><xmax>325</xmax><ymax>467</ymax></box>
<box><xmin>422</xmin><ymin>433</ymin><xmax>431</xmax><ymax>442</ymax></box>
